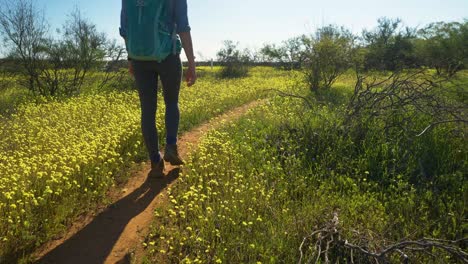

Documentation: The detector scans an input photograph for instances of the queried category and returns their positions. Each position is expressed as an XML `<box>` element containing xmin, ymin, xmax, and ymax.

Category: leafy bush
<box><xmin>417</xmin><ymin>21</ymin><xmax>468</xmax><ymax>77</ymax></box>
<box><xmin>362</xmin><ymin>18</ymin><xmax>417</xmax><ymax>71</ymax></box>
<box><xmin>260</xmin><ymin>36</ymin><xmax>307</xmax><ymax>70</ymax></box>
<box><xmin>302</xmin><ymin>25</ymin><xmax>355</xmax><ymax>92</ymax></box>
<box><xmin>216</xmin><ymin>40</ymin><xmax>251</xmax><ymax>78</ymax></box>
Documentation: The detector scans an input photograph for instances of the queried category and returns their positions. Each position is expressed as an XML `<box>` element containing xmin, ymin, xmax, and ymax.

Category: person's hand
<box><xmin>128</xmin><ymin>60</ymin><xmax>134</xmax><ymax>76</ymax></box>
<box><xmin>185</xmin><ymin>63</ymin><xmax>197</xmax><ymax>87</ymax></box>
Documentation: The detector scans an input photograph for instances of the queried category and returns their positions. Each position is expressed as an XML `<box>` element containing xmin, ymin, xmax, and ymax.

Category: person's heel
<box><xmin>163</xmin><ymin>144</ymin><xmax>184</xmax><ymax>165</ymax></box>
<box><xmin>150</xmin><ymin>159</ymin><xmax>165</xmax><ymax>178</ymax></box>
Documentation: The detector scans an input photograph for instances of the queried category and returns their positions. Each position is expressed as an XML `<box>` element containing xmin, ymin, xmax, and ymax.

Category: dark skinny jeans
<box><xmin>132</xmin><ymin>54</ymin><xmax>182</xmax><ymax>163</ymax></box>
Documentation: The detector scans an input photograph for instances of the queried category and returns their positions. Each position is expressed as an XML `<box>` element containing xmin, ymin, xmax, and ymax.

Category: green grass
<box><xmin>146</xmin><ymin>71</ymin><xmax>467</xmax><ymax>263</ymax></box>
<box><xmin>0</xmin><ymin>85</ymin><xmax>34</xmax><ymax>115</ymax></box>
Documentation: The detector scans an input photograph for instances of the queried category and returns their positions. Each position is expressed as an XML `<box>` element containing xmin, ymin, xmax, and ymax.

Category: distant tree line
<box><xmin>217</xmin><ymin>18</ymin><xmax>468</xmax><ymax>91</ymax></box>
<box><xmin>1</xmin><ymin>0</ymin><xmax>466</xmax><ymax>94</ymax></box>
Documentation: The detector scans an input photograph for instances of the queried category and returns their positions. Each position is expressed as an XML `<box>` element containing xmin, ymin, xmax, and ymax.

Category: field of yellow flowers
<box><xmin>0</xmin><ymin>67</ymin><xmax>292</xmax><ymax>261</ymax></box>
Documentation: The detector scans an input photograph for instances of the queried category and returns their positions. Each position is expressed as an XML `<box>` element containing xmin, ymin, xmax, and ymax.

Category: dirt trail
<box><xmin>35</xmin><ymin>100</ymin><xmax>262</xmax><ymax>264</ymax></box>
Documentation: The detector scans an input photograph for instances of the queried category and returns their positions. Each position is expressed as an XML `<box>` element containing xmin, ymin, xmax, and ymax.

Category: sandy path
<box><xmin>35</xmin><ymin>100</ymin><xmax>262</xmax><ymax>264</ymax></box>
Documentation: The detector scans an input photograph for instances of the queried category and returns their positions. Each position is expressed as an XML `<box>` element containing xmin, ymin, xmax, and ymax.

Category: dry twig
<box><xmin>299</xmin><ymin>213</ymin><xmax>468</xmax><ymax>264</ymax></box>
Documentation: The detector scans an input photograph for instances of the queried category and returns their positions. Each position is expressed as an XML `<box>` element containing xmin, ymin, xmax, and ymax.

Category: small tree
<box><xmin>37</xmin><ymin>8</ymin><xmax>111</xmax><ymax>96</ymax></box>
<box><xmin>217</xmin><ymin>40</ymin><xmax>250</xmax><ymax>78</ymax></box>
<box><xmin>39</xmin><ymin>8</ymin><xmax>108</xmax><ymax>96</ymax></box>
<box><xmin>302</xmin><ymin>25</ymin><xmax>355</xmax><ymax>92</ymax></box>
<box><xmin>260</xmin><ymin>36</ymin><xmax>307</xmax><ymax>69</ymax></box>
<box><xmin>362</xmin><ymin>18</ymin><xmax>417</xmax><ymax>71</ymax></box>
<box><xmin>97</xmin><ymin>39</ymin><xmax>127</xmax><ymax>90</ymax></box>
<box><xmin>260</xmin><ymin>43</ymin><xmax>283</xmax><ymax>63</ymax></box>
<box><xmin>62</xmin><ymin>9</ymin><xmax>106</xmax><ymax>87</ymax></box>
<box><xmin>0</xmin><ymin>1</ymin><xmax>123</xmax><ymax>97</ymax></box>
<box><xmin>417</xmin><ymin>21</ymin><xmax>468</xmax><ymax>77</ymax></box>
<box><xmin>0</xmin><ymin>0</ymin><xmax>49</xmax><ymax>94</ymax></box>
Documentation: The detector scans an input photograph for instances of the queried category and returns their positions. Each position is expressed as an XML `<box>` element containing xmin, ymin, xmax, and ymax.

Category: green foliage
<box><xmin>260</xmin><ymin>36</ymin><xmax>307</xmax><ymax>69</ymax></box>
<box><xmin>0</xmin><ymin>84</ymin><xmax>33</xmax><ymax>115</ymax></box>
<box><xmin>362</xmin><ymin>17</ymin><xmax>417</xmax><ymax>71</ymax></box>
<box><xmin>302</xmin><ymin>25</ymin><xmax>355</xmax><ymax>92</ymax></box>
<box><xmin>147</xmin><ymin>71</ymin><xmax>466</xmax><ymax>263</ymax></box>
<box><xmin>38</xmin><ymin>8</ymin><xmax>108</xmax><ymax>96</ymax></box>
<box><xmin>0</xmin><ymin>63</ymin><xmax>465</xmax><ymax>262</ymax></box>
<box><xmin>216</xmin><ymin>40</ymin><xmax>251</xmax><ymax>78</ymax></box>
<box><xmin>0</xmin><ymin>0</ymin><xmax>49</xmax><ymax>95</ymax></box>
<box><xmin>417</xmin><ymin>20</ymin><xmax>468</xmax><ymax>77</ymax></box>
<box><xmin>258</xmin><ymin>17</ymin><xmax>468</xmax><ymax>76</ymax></box>
<box><xmin>0</xmin><ymin>0</ymin><xmax>125</xmax><ymax>97</ymax></box>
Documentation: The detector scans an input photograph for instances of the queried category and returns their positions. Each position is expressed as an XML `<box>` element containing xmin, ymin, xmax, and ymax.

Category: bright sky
<box><xmin>30</xmin><ymin>0</ymin><xmax>468</xmax><ymax>61</ymax></box>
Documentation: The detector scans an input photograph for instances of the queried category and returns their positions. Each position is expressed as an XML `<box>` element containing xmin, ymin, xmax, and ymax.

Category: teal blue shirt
<box><xmin>120</xmin><ymin>0</ymin><xmax>190</xmax><ymax>39</ymax></box>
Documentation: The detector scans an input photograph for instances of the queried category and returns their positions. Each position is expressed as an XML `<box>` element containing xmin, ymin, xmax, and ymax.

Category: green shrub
<box><xmin>217</xmin><ymin>40</ymin><xmax>251</xmax><ymax>78</ymax></box>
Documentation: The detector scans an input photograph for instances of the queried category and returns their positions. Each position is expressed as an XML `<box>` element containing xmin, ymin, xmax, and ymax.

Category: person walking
<box><xmin>120</xmin><ymin>0</ymin><xmax>196</xmax><ymax>177</ymax></box>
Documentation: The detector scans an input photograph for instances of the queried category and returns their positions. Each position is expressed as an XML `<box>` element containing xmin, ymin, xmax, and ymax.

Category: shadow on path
<box><xmin>37</xmin><ymin>168</ymin><xmax>180</xmax><ymax>264</ymax></box>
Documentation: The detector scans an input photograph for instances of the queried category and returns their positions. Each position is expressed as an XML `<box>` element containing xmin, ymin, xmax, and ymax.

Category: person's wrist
<box><xmin>188</xmin><ymin>60</ymin><xmax>195</xmax><ymax>68</ymax></box>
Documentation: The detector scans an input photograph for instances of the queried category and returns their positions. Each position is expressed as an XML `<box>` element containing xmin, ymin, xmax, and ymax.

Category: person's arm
<box><xmin>174</xmin><ymin>0</ymin><xmax>196</xmax><ymax>86</ymax></box>
<box><xmin>120</xmin><ymin>0</ymin><xmax>134</xmax><ymax>75</ymax></box>
<box><xmin>119</xmin><ymin>0</ymin><xmax>127</xmax><ymax>39</ymax></box>
<box><xmin>179</xmin><ymin>31</ymin><xmax>196</xmax><ymax>87</ymax></box>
